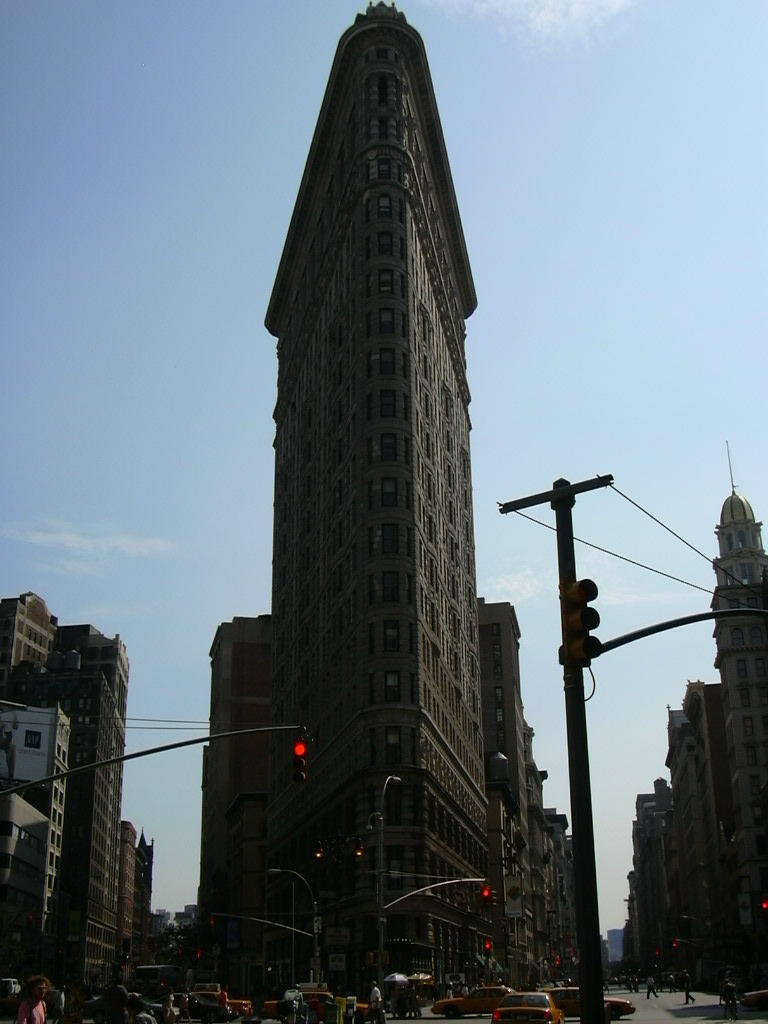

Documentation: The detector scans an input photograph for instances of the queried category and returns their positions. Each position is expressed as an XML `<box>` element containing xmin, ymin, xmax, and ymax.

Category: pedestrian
<box><xmin>646</xmin><ymin>976</ymin><xmax>658</xmax><ymax>999</ymax></box>
<box><xmin>103</xmin><ymin>974</ymin><xmax>130</xmax><ymax>1024</ymax></box>
<box><xmin>17</xmin><ymin>977</ymin><xmax>50</xmax><ymax>1024</ymax></box>
<box><xmin>369</xmin><ymin>982</ymin><xmax>384</xmax><ymax>1024</ymax></box>
<box><xmin>683</xmin><ymin>972</ymin><xmax>695</xmax><ymax>1004</ymax></box>
<box><xmin>177</xmin><ymin>994</ymin><xmax>190</xmax><ymax>1023</ymax></box>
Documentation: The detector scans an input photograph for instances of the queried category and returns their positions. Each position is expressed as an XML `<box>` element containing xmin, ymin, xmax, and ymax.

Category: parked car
<box><xmin>192</xmin><ymin>987</ymin><xmax>253</xmax><ymax>1018</ymax></box>
<box><xmin>85</xmin><ymin>994</ymin><xmax>163</xmax><ymax>1024</ymax></box>
<box><xmin>492</xmin><ymin>992</ymin><xmax>564</xmax><ymax>1024</ymax></box>
<box><xmin>541</xmin><ymin>988</ymin><xmax>636</xmax><ymax>1020</ymax></box>
<box><xmin>431</xmin><ymin>986</ymin><xmax>513</xmax><ymax>1017</ymax></box>
<box><xmin>187</xmin><ymin>994</ymin><xmax>237</xmax><ymax>1023</ymax></box>
<box><xmin>741</xmin><ymin>990</ymin><xmax>768</xmax><ymax>1010</ymax></box>
<box><xmin>262</xmin><ymin>989</ymin><xmax>333</xmax><ymax>1023</ymax></box>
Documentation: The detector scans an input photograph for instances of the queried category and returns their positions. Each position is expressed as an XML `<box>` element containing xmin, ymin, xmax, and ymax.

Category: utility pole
<box><xmin>499</xmin><ymin>474</ymin><xmax>612</xmax><ymax>1024</ymax></box>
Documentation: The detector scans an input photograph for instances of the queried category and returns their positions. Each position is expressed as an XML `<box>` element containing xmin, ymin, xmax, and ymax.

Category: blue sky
<box><xmin>2</xmin><ymin>0</ymin><xmax>766</xmax><ymax>934</ymax></box>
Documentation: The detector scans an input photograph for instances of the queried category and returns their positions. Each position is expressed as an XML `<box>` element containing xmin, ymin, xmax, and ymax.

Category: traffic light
<box><xmin>481</xmin><ymin>883</ymin><xmax>492</xmax><ymax>904</ymax></box>
<box><xmin>672</xmin><ymin>939</ymin><xmax>679</xmax><ymax>950</ymax></box>
<box><xmin>293</xmin><ymin>735</ymin><xmax>308</xmax><ymax>782</ymax></box>
<box><xmin>483</xmin><ymin>938</ymin><xmax>493</xmax><ymax>954</ymax></box>
<box><xmin>559</xmin><ymin>578</ymin><xmax>602</xmax><ymax>667</ymax></box>
<box><xmin>761</xmin><ymin>896</ymin><xmax>768</xmax><ymax>912</ymax></box>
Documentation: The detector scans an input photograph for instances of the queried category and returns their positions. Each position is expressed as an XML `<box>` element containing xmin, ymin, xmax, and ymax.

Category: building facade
<box><xmin>199</xmin><ymin>615</ymin><xmax>272</xmax><ymax>994</ymax></box>
<box><xmin>265</xmin><ymin>3</ymin><xmax>487</xmax><ymax>990</ymax></box>
<box><xmin>711</xmin><ymin>490</ymin><xmax>768</xmax><ymax>972</ymax></box>
<box><xmin>2</xmin><ymin>611</ymin><xmax>129</xmax><ymax>984</ymax></box>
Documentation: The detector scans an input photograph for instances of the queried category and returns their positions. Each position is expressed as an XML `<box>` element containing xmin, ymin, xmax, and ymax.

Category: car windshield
<box><xmin>501</xmin><ymin>995</ymin><xmax>548</xmax><ymax>1008</ymax></box>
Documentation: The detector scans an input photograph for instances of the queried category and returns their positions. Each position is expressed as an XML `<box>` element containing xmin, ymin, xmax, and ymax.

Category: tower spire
<box><xmin>726</xmin><ymin>439</ymin><xmax>736</xmax><ymax>493</ymax></box>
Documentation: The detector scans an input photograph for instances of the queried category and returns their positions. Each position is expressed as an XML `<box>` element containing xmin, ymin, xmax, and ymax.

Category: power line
<box><xmin>609</xmin><ymin>484</ymin><xmax>767</xmax><ymax>600</ymax></box>
<box><xmin>510</xmin><ymin>508</ymin><xmax>713</xmax><ymax>596</ymax></box>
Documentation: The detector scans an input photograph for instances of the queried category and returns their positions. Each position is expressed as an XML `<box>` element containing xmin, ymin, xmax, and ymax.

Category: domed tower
<box><xmin>711</xmin><ymin>487</ymin><xmax>768</xmax><ymax>943</ymax></box>
<box><xmin>714</xmin><ymin>491</ymin><xmax>768</xmax><ymax>589</ymax></box>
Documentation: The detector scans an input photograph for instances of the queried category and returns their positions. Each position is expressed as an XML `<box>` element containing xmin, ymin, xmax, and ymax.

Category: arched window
<box><xmin>738</xmin><ymin>530</ymin><xmax>746</xmax><ymax>548</ymax></box>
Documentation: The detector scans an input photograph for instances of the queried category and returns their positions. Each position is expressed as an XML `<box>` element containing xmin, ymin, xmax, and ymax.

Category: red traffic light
<box><xmin>761</xmin><ymin>898</ymin><xmax>768</xmax><ymax>911</ymax></box>
<box><xmin>293</xmin><ymin>736</ymin><xmax>308</xmax><ymax>782</ymax></box>
<box><xmin>483</xmin><ymin>938</ymin><xmax>493</xmax><ymax>952</ymax></box>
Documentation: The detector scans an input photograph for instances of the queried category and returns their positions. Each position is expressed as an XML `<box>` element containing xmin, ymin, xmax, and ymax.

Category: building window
<box><xmin>379</xmin><ymin>308</ymin><xmax>395</xmax><ymax>334</ymax></box>
<box><xmin>737</xmin><ymin>659</ymin><xmax>748</xmax><ymax>679</ymax></box>
<box><xmin>379</xmin><ymin>348</ymin><xmax>396</xmax><ymax>374</ymax></box>
<box><xmin>385</xmin><ymin>726</ymin><xmax>401</xmax><ymax>763</ymax></box>
<box><xmin>745</xmin><ymin>716</ymin><xmax>754</xmax><ymax>736</ymax></box>
<box><xmin>732</xmin><ymin>628</ymin><xmax>745</xmax><ymax>647</ymax></box>
<box><xmin>751</xmin><ymin>627</ymin><xmax>763</xmax><ymax>645</ymax></box>
<box><xmin>377</xmin><ymin>194</ymin><xmax>392</xmax><ymax>218</ymax></box>
<box><xmin>384</xmin><ymin>670</ymin><xmax>401</xmax><ymax>700</ymax></box>
<box><xmin>378</xmin><ymin>157</ymin><xmax>391</xmax><ymax>179</ymax></box>
<box><xmin>378</xmin><ymin>75</ymin><xmax>388</xmax><ymax>104</ymax></box>
<box><xmin>382</xmin><ymin>524</ymin><xmax>399</xmax><ymax>554</ymax></box>
<box><xmin>380</xmin><ymin>433</ymin><xmax>397</xmax><ymax>460</ymax></box>
<box><xmin>378</xmin><ymin>268</ymin><xmax>394</xmax><ymax>293</ymax></box>
<box><xmin>383</xmin><ymin>620</ymin><xmax>400</xmax><ymax>652</ymax></box>
<box><xmin>380</xmin><ymin>389</ymin><xmax>397</xmax><ymax>416</ymax></box>
<box><xmin>381</xmin><ymin>478</ymin><xmax>398</xmax><ymax>507</ymax></box>
<box><xmin>740</xmin><ymin>687</ymin><xmax>751</xmax><ymax>707</ymax></box>
<box><xmin>758</xmin><ymin>659</ymin><xmax>767</xmax><ymax>678</ymax></box>
<box><xmin>746</xmin><ymin>746</ymin><xmax>758</xmax><ymax>765</ymax></box>
<box><xmin>377</xmin><ymin>232</ymin><xmax>393</xmax><ymax>255</ymax></box>
<box><xmin>382</xmin><ymin>572</ymin><xmax>399</xmax><ymax>601</ymax></box>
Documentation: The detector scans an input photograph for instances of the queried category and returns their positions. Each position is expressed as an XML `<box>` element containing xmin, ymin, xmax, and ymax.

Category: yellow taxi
<box><xmin>431</xmin><ymin>986</ymin><xmax>512</xmax><ymax>1017</ymax></box>
<box><xmin>491</xmin><ymin>992</ymin><xmax>564</xmax><ymax>1024</ymax></box>
<box><xmin>541</xmin><ymin>988</ymin><xmax>635</xmax><ymax>1020</ymax></box>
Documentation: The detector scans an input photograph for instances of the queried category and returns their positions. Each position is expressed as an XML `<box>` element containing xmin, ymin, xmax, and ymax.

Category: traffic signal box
<box><xmin>483</xmin><ymin>938</ymin><xmax>493</xmax><ymax>954</ymax></box>
<box><xmin>559</xmin><ymin>578</ymin><xmax>602</xmax><ymax>667</ymax></box>
<box><xmin>293</xmin><ymin>736</ymin><xmax>308</xmax><ymax>782</ymax></box>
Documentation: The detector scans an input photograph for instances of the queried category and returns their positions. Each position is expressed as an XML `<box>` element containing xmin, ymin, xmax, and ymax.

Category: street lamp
<box><xmin>371</xmin><ymin>774</ymin><xmax>402</xmax><ymax>983</ymax></box>
<box><xmin>268</xmin><ymin>868</ymin><xmax>320</xmax><ymax>982</ymax></box>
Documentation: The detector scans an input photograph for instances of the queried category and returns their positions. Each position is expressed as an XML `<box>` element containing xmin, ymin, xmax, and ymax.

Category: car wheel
<box><xmin>444</xmin><ymin>1009</ymin><xmax>460</xmax><ymax>1019</ymax></box>
<box><xmin>94</xmin><ymin>1012</ymin><xmax>106</xmax><ymax>1024</ymax></box>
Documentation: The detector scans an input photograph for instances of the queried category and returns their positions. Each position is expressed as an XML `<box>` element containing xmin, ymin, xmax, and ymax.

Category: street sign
<box><xmin>328</xmin><ymin>953</ymin><xmax>346</xmax><ymax>971</ymax></box>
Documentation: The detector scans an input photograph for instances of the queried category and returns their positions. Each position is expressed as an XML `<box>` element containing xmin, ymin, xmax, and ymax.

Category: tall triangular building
<box><xmin>265</xmin><ymin>3</ymin><xmax>488</xmax><ymax>990</ymax></box>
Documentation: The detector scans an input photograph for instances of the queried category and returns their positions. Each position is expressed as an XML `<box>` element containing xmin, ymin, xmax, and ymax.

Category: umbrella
<box><xmin>384</xmin><ymin>974</ymin><xmax>409</xmax><ymax>986</ymax></box>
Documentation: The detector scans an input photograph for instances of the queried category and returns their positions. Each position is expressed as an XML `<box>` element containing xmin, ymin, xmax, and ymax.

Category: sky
<box><xmin>2</xmin><ymin>0</ymin><xmax>766</xmax><ymax>935</ymax></box>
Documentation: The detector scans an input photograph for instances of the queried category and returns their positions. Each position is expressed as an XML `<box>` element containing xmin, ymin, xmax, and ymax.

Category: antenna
<box><xmin>726</xmin><ymin>440</ymin><xmax>736</xmax><ymax>493</ymax></box>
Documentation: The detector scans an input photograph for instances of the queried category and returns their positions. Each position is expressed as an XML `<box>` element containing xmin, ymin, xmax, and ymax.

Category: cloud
<box><xmin>479</xmin><ymin>566</ymin><xmax>554</xmax><ymax>602</ymax></box>
<box><xmin>1</xmin><ymin>519</ymin><xmax>174</xmax><ymax>574</ymax></box>
<box><xmin>421</xmin><ymin>0</ymin><xmax>637</xmax><ymax>37</ymax></box>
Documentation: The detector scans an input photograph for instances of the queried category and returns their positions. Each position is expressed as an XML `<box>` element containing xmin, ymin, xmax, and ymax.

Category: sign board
<box><xmin>0</xmin><ymin>707</ymin><xmax>58</xmax><ymax>783</ymax></box>
<box><xmin>328</xmin><ymin>954</ymin><xmax>346</xmax><ymax>972</ymax></box>
<box><xmin>325</xmin><ymin>927</ymin><xmax>350</xmax><ymax>946</ymax></box>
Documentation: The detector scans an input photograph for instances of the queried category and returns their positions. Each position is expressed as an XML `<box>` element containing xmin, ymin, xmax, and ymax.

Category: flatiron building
<box><xmin>265</xmin><ymin>3</ymin><xmax>487</xmax><ymax>987</ymax></box>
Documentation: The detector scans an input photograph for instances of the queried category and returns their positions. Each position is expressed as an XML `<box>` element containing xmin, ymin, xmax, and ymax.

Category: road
<box><xmin>408</xmin><ymin>990</ymin><xmax>766</xmax><ymax>1024</ymax></box>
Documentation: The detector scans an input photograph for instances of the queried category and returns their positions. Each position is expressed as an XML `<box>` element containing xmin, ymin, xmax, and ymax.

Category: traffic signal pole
<box><xmin>499</xmin><ymin>475</ymin><xmax>613</xmax><ymax>1024</ymax></box>
<box><xmin>551</xmin><ymin>479</ymin><xmax>605</xmax><ymax>1024</ymax></box>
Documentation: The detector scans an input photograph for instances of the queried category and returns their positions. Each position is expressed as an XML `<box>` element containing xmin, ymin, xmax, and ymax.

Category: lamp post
<box><xmin>268</xmin><ymin>868</ymin><xmax>320</xmax><ymax>982</ymax></box>
<box><xmin>373</xmin><ymin>774</ymin><xmax>402</xmax><ymax>983</ymax></box>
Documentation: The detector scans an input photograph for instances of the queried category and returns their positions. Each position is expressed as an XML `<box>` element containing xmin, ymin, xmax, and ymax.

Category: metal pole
<box><xmin>377</xmin><ymin>775</ymin><xmax>402</xmax><ymax>984</ymax></box>
<box><xmin>550</xmin><ymin>479</ymin><xmax>603</xmax><ymax>1024</ymax></box>
<box><xmin>291</xmin><ymin>881</ymin><xmax>295</xmax><ymax>985</ymax></box>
